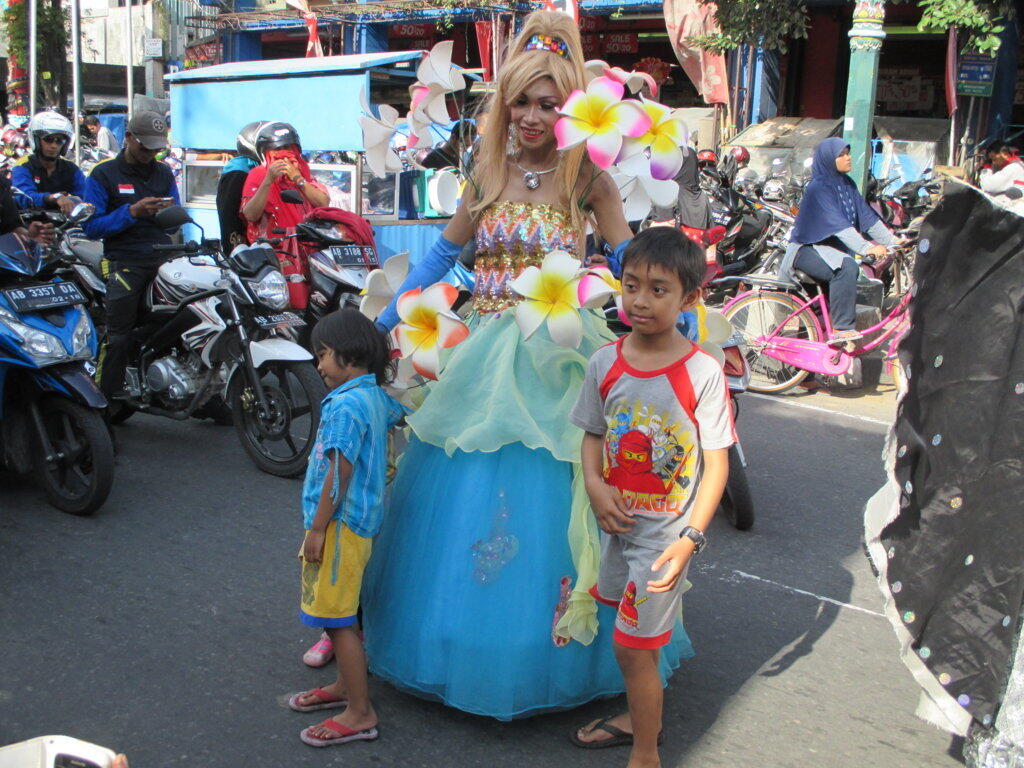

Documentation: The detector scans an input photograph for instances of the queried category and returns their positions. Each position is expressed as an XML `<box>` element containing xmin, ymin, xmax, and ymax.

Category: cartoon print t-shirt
<box><xmin>571</xmin><ymin>338</ymin><xmax>735</xmax><ymax>549</ymax></box>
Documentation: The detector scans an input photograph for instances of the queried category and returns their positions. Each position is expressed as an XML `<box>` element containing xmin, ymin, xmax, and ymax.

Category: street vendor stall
<box><xmin>164</xmin><ymin>52</ymin><xmax>449</xmax><ymax>259</ymax></box>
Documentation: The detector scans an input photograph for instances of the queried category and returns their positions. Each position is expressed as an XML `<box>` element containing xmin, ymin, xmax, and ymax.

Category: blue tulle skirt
<box><xmin>363</xmin><ymin>437</ymin><xmax>695</xmax><ymax>720</ymax></box>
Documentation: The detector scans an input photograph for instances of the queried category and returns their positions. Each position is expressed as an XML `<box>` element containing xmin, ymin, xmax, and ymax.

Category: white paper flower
<box><xmin>360</xmin><ymin>251</ymin><xmax>409</xmax><ymax>320</ymax></box>
<box><xmin>359</xmin><ymin>87</ymin><xmax>403</xmax><ymax>178</ymax></box>
<box><xmin>417</xmin><ymin>40</ymin><xmax>466</xmax><ymax>92</ymax></box>
<box><xmin>610</xmin><ymin>156</ymin><xmax>680</xmax><ymax>221</ymax></box>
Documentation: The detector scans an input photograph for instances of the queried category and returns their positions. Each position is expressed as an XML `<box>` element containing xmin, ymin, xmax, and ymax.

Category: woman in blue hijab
<box><xmin>779</xmin><ymin>137</ymin><xmax>898</xmax><ymax>343</ymax></box>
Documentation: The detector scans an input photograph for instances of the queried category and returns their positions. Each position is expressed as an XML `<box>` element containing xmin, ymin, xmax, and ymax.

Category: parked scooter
<box><xmin>104</xmin><ymin>205</ymin><xmax>325</xmax><ymax>477</ymax></box>
<box><xmin>0</xmin><ymin>219</ymin><xmax>113</xmax><ymax>515</ymax></box>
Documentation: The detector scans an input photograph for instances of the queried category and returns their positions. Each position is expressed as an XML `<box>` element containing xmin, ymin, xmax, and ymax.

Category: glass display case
<box><xmin>359</xmin><ymin>157</ymin><xmax>399</xmax><ymax>221</ymax></box>
<box><xmin>183</xmin><ymin>158</ymin><xmax>224</xmax><ymax>207</ymax></box>
<box><xmin>179</xmin><ymin>152</ymin><xmax>402</xmax><ymax>222</ymax></box>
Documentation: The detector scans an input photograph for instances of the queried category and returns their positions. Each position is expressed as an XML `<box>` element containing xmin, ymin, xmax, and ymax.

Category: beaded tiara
<box><xmin>524</xmin><ymin>34</ymin><xmax>569</xmax><ymax>58</ymax></box>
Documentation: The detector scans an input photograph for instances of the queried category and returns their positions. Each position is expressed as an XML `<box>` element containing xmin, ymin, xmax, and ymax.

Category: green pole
<box><xmin>842</xmin><ymin>0</ymin><xmax>886</xmax><ymax>192</ymax></box>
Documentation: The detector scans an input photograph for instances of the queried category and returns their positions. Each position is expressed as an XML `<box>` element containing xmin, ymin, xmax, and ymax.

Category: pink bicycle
<box><xmin>720</xmin><ymin>263</ymin><xmax>911</xmax><ymax>394</ymax></box>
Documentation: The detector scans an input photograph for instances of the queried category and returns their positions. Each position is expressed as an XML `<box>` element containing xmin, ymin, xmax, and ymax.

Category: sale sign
<box><xmin>604</xmin><ymin>32</ymin><xmax>638</xmax><ymax>55</ymax></box>
<box><xmin>390</xmin><ymin>23</ymin><xmax>434</xmax><ymax>38</ymax></box>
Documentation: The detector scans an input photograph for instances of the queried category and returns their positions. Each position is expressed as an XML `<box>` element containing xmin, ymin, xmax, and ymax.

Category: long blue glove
<box><xmin>606</xmin><ymin>238</ymin><xmax>630</xmax><ymax>279</ymax></box>
<box><xmin>375</xmin><ymin>235</ymin><xmax>464</xmax><ymax>331</ymax></box>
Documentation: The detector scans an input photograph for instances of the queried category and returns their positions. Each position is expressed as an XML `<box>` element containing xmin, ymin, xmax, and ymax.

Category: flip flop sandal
<box><xmin>300</xmin><ymin>719</ymin><xmax>379</xmax><ymax>748</ymax></box>
<box><xmin>569</xmin><ymin>717</ymin><xmax>664</xmax><ymax>750</ymax></box>
<box><xmin>287</xmin><ymin>687</ymin><xmax>348</xmax><ymax>712</ymax></box>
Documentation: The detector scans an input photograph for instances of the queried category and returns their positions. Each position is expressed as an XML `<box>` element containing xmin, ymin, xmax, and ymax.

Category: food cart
<box><xmin>164</xmin><ymin>52</ymin><xmax>449</xmax><ymax>258</ymax></box>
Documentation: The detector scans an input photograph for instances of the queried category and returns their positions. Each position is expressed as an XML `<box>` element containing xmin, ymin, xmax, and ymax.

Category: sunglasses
<box><xmin>41</xmin><ymin>135</ymin><xmax>68</xmax><ymax>145</ymax></box>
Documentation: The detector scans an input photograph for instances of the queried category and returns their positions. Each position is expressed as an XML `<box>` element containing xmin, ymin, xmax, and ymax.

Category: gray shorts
<box><xmin>590</xmin><ymin>533</ymin><xmax>687</xmax><ymax>649</ymax></box>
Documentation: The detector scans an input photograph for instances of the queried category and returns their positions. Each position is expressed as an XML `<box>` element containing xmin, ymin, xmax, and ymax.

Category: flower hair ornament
<box><xmin>524</xmin><ymin>34</ymin><xmax>569</xmax><ymax>58</ymax></box>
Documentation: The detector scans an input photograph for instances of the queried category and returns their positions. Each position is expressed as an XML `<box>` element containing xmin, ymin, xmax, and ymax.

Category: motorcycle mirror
<box><xmin>68</xmin><ymin>202</ymin><xmax>94</xmax><ymax>223</ymax></box>
<box><xmin>154</xmin><ymin>204</ymin><xmax>192</xmax><ymax>229</ymax></box>
<box><xmin>280</xmin><ymin>189</ymin><xmax>304</xmax><ymax>204</ymax></box>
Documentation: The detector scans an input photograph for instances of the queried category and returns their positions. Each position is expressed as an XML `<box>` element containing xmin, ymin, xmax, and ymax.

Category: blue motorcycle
<box><xmin>0</xmin><ymin>214</ymin><xmax>114</xmax><ymax>515</ymax></box>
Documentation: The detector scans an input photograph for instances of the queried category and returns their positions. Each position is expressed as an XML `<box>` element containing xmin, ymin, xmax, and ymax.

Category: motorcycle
<box><xmin>704</xmin><ymin>171</ymin><xmax>774</xmax><ymax>279</ymax></box>
<box><xmin>270</xmin><ymin>190</ymin><xmax>380</xmax><ymax>343</ymax></box>
<box><xmin>106</xmin><ymin>205</ymin><xmax>325</xmax><ymax>477</ymax></box>
<box><xmin>0</xmin><ymin>212</ymin><xmax>114</xmax><ymax>515</ymax></box>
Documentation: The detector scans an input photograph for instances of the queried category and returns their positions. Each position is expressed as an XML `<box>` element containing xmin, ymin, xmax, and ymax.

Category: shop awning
<box><xmin>167</xmin><ymin>51</ymin><xmax>424</xmax><ymax>151</ymax></box>
<box><xmin>164</xmin><ymin>51</ymin><xmax>424</xmax><ymax>83</ymax></box>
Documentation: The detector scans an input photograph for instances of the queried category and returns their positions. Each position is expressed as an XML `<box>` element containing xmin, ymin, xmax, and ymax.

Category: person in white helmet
<box><xmin>11</xmin><ymin>110</ymin><xmax>87</xmax><ymax>215</ymax></box>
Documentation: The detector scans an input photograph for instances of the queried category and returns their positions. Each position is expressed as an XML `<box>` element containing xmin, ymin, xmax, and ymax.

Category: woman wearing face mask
<box><xmin>348</xmin><ymin>11</ymin><xmax>693</xmax><ymax>728</ymax></box>
<box><xmin>240</xmin><ymin>122</ymin><xmax>329</xmax><ymax>308</ymax></box>
<box><xmin>780</xmin><ymin>137</ymin><xmax>898</xmax><ymax>343</ymax></box>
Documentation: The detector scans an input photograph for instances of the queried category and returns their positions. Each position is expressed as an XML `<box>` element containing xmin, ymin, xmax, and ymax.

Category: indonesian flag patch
<box><xmin>117</xmin><ymin>184</ymin><xmax>134</xmax><ymax>194</ymax></box>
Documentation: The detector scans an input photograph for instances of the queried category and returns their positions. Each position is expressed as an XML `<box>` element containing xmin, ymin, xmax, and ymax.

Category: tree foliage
<box><xmin>688</xmin><ymin>0</ymin><xmax>1014</xmax><ymax>55</ymax></box>
<box><xmin>3</xmin><ymin>0</ymin><xmax>70</xmax><ymax>109</ymax></box>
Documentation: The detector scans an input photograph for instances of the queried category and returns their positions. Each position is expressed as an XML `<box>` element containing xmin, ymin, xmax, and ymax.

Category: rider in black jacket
<box><xmin>82</xmin><ymin>111</ymin><xmax>179</xmax><ymax>400</ymax></box>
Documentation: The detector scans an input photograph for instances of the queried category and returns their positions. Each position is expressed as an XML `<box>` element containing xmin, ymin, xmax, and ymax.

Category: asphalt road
<box><xmin>1</xmin><ymin>394</ymin><xmax>964</xmax><ymax>768</ymax></box>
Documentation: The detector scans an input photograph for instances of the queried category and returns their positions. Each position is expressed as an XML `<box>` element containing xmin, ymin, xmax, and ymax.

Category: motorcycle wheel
<box><xmin>719</xmin><ymin>445</ymin><xmax>754</xmax><ymax>530</ymax></box>
<box><xmin>229</xmin><ymin>360</ymin><xmax>326</xmax><ymax>478</ymax></box>
<box><xmin>724</xmin><ymin>291</ymin><xmax>821</xmax><ymax>394</ymax></box>
<box><xmin>31</xmin><ymin>396</ymin><xmax>114</xmax><ymax>516</ymax></box>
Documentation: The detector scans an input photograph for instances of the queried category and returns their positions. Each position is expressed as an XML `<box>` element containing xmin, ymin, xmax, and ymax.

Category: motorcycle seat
<box><xmin>70</xmin><ymin>239</ymin><xmax>104</xmax><ymax>272</ymax></box>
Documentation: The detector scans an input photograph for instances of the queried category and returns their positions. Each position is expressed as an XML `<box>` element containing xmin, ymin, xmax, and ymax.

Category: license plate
<box><xmin>2</xmin><ymin>281</ymin><xmax>85</xmax><ymax>312</ymax></box>
<box><xmin>254</xmin><ymin>312</ymin><xmax>305</xmax><ymax>328</ymax></box>
<box><xmin>329</xmin><ymin>245</ymin><xmax>378</xmax><ymax>268</ymax></box>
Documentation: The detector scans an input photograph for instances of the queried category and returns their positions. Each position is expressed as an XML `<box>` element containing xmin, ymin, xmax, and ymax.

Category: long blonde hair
<box><xmin>469</xmin><ymin>11</ymin><xmax>591</xmax><ymax>241</ymax></box>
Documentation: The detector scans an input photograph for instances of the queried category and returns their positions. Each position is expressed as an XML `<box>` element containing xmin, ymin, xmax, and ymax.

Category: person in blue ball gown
<box><xmin>362</xmin><ymin>9</ymin><xmax>694</xmax><ymax>722</ymax></box>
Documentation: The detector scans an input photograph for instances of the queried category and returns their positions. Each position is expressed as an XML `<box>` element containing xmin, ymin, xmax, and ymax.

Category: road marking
<box><xmin>704</xmin><ymin>566</ymin><xmax>885</xmax><ymax>618</ymax></box>
<box><xmin>744</xmin><ymin>392</ymin><xmax>893</xmax><ymax>427</ymax></box>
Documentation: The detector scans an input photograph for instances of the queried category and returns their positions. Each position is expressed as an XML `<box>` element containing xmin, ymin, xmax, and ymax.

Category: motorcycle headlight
<box><xmin>70</xmin><ymin>308</ymin><xmax>95</xmax><ymax>359</ymax></box>
<box><xmin>248</xmin><ymin>269</ymin><xmax>289</xmax><ymax>310</ymax></box>
<box><xmin>0</xmin><ymin>306</ymin><xmax>70</xmax><ymax>366</ymax></box>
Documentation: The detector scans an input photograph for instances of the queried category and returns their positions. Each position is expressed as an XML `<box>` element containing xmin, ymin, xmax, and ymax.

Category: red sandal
<box><xmin>300</xmin><ymin>718</ymin><xmax>379</xmax><ymax>747</ymax></box>
<box><xmin>287</xmin><ymin>686</ymin><xmax>348</xmax><ymax>712</ymax></box>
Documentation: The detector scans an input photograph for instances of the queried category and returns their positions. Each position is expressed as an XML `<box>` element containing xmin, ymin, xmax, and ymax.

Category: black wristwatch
<box><xmin>679</xmin><ymin>526</ymin><xmax>707</xmax><ymax>554</ymax></box>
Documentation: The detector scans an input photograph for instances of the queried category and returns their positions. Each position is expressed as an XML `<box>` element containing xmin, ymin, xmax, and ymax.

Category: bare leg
<box><xmin>304</xmin><ymin>625</ymin><xmax>378</xmax><ymax>739</ymax></box>
<box><xmin>615</xmin><ymin>643</ymin><xmax>662</xmax><ymax>768</ymax></box>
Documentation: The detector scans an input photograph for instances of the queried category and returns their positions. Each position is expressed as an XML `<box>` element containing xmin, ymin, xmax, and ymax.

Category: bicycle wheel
<box><xmin>724</xmin><ymin>291</ymin><xmax>822</xmax><ymax>394</ymax></box>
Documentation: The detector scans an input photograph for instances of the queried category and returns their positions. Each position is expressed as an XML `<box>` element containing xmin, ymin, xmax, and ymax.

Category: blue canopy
<box><xmin>166</xmin><ymin>52</ymin><xmax>423</xmax><ymax>152</ymax></box>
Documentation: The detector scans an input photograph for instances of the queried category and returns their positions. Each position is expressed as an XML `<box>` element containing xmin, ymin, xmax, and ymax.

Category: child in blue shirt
<box><xmin>287</xmin><ymin>309</ymin><xmax>405</xmax><ymax>748</ymax></box>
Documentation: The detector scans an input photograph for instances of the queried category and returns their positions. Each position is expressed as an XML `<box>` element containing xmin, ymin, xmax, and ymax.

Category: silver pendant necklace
<box><xmin>514</xmin><ymin>155</ymin><xmax>557</xmax><ymax>190</ymax></box>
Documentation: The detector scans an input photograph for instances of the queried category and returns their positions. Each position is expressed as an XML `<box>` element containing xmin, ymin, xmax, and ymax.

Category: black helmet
<box><xmin>255</xmin><ymin>122</ymin><xmax>301</xmax><ymax>162</ymax></box>
<box><xmin>236</xmin><ymin>120</ymin><xmax>270</xmax><ymax>162</ymax></box>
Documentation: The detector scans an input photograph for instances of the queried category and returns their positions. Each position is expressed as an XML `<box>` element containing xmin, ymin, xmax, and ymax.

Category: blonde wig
<box><xmin>468</xmin><ymin>11</ymin><xmax>593</xmax><ymax>243</ymax></box>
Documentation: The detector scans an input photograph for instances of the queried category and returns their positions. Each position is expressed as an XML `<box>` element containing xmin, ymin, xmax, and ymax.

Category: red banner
<box><xmin>604</xmin><ymin>33</ymin><xmax>638</xmax><ymax>55</ymax></box>
<box><xmin>581</xmin><ymin>33</ymin><xmax>602</xmax><ymax>58</ymax></box>
<box><xmin>579</xmin><ymin>14</ymin><xmax>603</xmax><ymax>32</ymax></box>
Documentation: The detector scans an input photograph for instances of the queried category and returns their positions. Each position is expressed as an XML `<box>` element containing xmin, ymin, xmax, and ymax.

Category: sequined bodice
<box><xmin>472</xmin><ymin>201</ymin><xmax>579</xmax><ymax>313</ymax></box>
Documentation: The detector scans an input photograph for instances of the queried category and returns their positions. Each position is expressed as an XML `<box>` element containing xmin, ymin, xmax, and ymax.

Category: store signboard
<box><xmin>604</xmin><ymin>33</ymin><xmax>638</xmax><ymax>55</ymax></box>
<box><xmin>581</xmin><ymin>33</ymin><xmax>601</xmax><ymax>58</ymax></box>
<box><xmin>391</xmin><ymin>24</ymin><xmax>434</xmax><ymax>38</ymax></box>
<box><xmin>878</xmin><ymin>67</ymin><xmax>935</xmax><ymax>112</ymax></box>
<box><xmin>143</xmin><ymin>37</ymin><xmax>163</xmax><ymax>59</ymax></box>
<box><xmin>956</xmin><ymin>53</ymin><xmax>997</xmax><ymax>97</ymax></box>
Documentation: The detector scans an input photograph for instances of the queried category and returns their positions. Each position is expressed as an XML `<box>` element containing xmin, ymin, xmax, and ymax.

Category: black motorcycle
<box><xmin>103</xmin><ymin>206</ymin><xmax>325</xmax><ymax>477</ymax></box>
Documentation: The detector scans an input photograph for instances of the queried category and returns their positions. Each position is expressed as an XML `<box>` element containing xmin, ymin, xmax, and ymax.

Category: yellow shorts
<box><xmin>299</xmin><ymin>520</ymin><xmax>372</xmax><ymax>628</ymax></box>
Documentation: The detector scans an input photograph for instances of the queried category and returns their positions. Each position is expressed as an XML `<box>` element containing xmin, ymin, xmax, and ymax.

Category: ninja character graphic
<box><xmin>618</xmin><ymin>581</ymin><xmax>641</xmax><ymax>629</ymax></box>
<box><xmin>606</xmin><ymin>430</ymin><xmax>671</xmax><ymax>494</ymax></box>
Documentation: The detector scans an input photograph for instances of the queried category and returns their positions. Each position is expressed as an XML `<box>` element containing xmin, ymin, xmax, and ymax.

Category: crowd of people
<box><xmin>1</xmin><ymin>10</ymin><xmax>1020</xmax><ymax>766</ymax></box>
